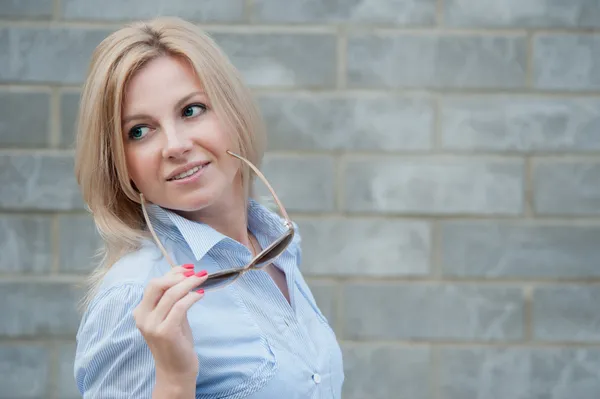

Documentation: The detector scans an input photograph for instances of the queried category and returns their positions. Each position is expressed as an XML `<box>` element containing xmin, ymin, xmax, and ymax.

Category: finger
<box><xmin>162</xmin><ymin>290</ymin><xmax>205</xmax><ymax>329</ymax></box>
<box><xmin>135</xmin><ymin>264</ymin><xmax>195</xmax><ymax>315</ymax></box>
<box><xmin>151</xmin><ymin>270</ymin><xmax>209</xmax><ymax>322</ymax></box>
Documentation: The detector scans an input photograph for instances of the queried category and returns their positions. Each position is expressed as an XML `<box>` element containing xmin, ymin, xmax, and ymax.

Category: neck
<box><xmin>177</xmin><ymin>177</ymin><xmax>253</xmax><ymax>249</ymax></box>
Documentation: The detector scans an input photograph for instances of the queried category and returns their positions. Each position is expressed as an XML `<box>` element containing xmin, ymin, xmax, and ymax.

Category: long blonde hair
<box><xmin>75</xmin><ymin>17</ymin><xmax>266</xmax><ymax>310</ymax></box>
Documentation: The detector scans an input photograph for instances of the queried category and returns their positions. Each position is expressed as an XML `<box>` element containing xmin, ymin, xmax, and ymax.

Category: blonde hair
<box><xmin>75</xmin><ymin>17</ymin><xmax>266</xmax><ymax>310</ymax></box>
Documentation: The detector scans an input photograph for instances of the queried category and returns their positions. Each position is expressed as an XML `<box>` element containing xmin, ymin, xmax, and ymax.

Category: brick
<box><xmin>60</xmin><ymin>92</ymin><xmax>80</xmax><ymax>149</ymax></box>
<box><xmin>533</xmin><ymin>161</ymin><xmax>600</xmax><ymax>215</ymax></box>
<box><xmin>444</xmin><ymin>0</ymin><xmax>600</xmax><ymax>28</ymax></box>
<box><xmin>0</xmin><ymin>154</ymin><xmax>84</xmax><ymax>211</ymax></box>
<box><xmin>533</xmin><ymin>286</ymin><xmax>600</xmax><ymax>342</ymax></box>
<box><xmin>297</xmin><ymin>218</ymin><xmax>430</xmax><ymax>276</ymax></box>
<box><xmin>305</xmin><ymin>280</ymin><xmax>338</xmax><ymax>328</ymax></box>
<box><xmin>344</xmin><ymin>158</ymin><xmax>524</xmax><ymax>215</ymax></box>
<box><xmin>253</xmin><ymin>0</ymin><xmax>436</xmax><ymax>25</ymax></box>
<box><xmin>62</xmin><ymin>0</ymin><xmax>244</xmax><ymax>22</ymax></box>
<box><xmin>441</xmin><ymin>96</ymin><xmax>600</xmax><ymax>152</ymax></box>
<box><xmin>347</xmin><ymin>34</ymin><xmax>526</xmax><ymax>89</ymax></box>
<box><xmin>534</xmin><ymin>34</ymin><xmax>600</xmax><ymax>91</ymax></box>
<box><xmin>0</xmin><ymin>344</ymin><xmax>49</xmax><ymax>399</ymax></box>
<box><xmin>0</xmin><ymin>215</ymin><xmax>53</xmax><ymax>274</ymax></box>
<box><xmin>259</xmin><ymin>94</ymin><xmax>433</xmax><ymax>151</ymax></box>
<box><xmin>440</xmin><ymin>347</ymin><xmax>600</xmax><ymax>399</ymax></box>
<box><xmin>0</xmin><ymin>91</ymin><xmax>50</xmax><ymax>148</ymax></box>
<box><xmin>57</xmin><ymin>344</ymin><xmax>80</xmax><ymax>399</ymax></box>
<box><xmin>441</xmin><ymin>222</ymin><xmax>600</xmax><ymax>278</ymax></box>
<box><xmin>341</xmin><ymin>284</ymin><xmax>524</xmax><ymax>341</ymax></box>
<box><xmin>212</xmin><ymin>33</ymin><xmax>336</xmax><ymax>88</ymax></box>
<box><xmin>0</xmin><ymin>27</ymin><xmax>110</xmax><ymax>84</ymax></box>
<box><xmin>0</xmin><ymin>0</ymin><xmax>53</xmax><ymax>18</ymax></box>
<box><xmin>259</xmin><ymin>155</ymin><xmax>335</xmax><ymax>212</ymax></box>
<box><xmin>58</xmin><ymin>214</ymin><xmax>102</xmax><ymax>274</ymax></box>
<box><xmin>342</xmin><ymin>345</ymin><xmax>431</xmax><ymax>399</ymax></box>
<box><xmin>0</xmin><ymin>282</ymin><xmax>82</xmax><ymax>337</ymax></box>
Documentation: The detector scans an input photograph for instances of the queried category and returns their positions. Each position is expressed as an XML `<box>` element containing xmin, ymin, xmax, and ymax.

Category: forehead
<box><xmin>123</xmin><ymin>56</ymin><xmax>203</xmax><ymax>112</ymax></box>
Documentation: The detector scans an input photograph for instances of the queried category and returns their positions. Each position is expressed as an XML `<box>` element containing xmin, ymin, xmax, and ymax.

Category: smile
<box><xmin>167</xmin><ymin>163</ymin><xmax>208</xmax><ymax>181</ymax></box>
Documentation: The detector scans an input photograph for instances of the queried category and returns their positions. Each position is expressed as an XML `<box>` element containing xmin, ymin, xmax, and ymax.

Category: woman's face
<box><xmin>121</xmin><ymin>55</ymin><xmax>240</xmax><ymax>214</ymax></box>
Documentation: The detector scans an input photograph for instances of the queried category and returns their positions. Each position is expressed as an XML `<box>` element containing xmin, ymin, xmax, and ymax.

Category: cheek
<box><xmin>124</xmin><ymin>145</ymin><xmax>157</xmax><ymax>188</ymax></box>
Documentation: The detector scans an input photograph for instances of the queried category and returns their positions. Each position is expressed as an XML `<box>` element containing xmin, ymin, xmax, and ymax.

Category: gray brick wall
<box><xmin>1</xmin><ymin>1</ymin><xmax>599</xmax><ymax>398</ymax></box>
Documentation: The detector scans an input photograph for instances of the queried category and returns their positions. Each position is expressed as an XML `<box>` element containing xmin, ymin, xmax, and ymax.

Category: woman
<box><xmin>73</xmin><ymin>17</ymin><xmax>344</xmax><ymax>399</ymax></box>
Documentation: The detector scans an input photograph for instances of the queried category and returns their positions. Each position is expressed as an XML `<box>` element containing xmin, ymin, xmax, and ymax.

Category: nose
<box><xmin>161</xmin><ymin>125</ymin><xmax>192</xmax><ymax>159</ymax></box>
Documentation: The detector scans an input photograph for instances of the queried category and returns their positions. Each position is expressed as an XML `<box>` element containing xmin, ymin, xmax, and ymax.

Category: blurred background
<box><xmin>2</xmin><ymin>0</ymin><xmax>600</xmax><ymax>398</ymax></box>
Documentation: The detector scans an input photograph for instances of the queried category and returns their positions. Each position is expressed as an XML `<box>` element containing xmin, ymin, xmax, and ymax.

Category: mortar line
<box><xmin>336</xmin><ymin>25</ymin><xmax>347</xmax><ymax>89</ymax></box>
<box><xmin>0</xmin><ymin>275</ymin><xmax>85</xmax><ymax>283</ymax></box>
<box><xmin>47</xmin><ymin>342</ymin><xmax>59</xmax><ymax>399</ymax></box>
<box><xmin>524</xmin><ymin>156</ymin><xmax>535</xmax><ymax>217</ymax></box>
<box><xmin>524</xmin><ymin>285</ymin><xmax>534</xmax><ymax>341</ymax></box>
<box><xmin>5</xmin><ymin>209</ymin><xmax>600</xmax><ymax>222</ymax></box>
<box><xmin>53</xmin><ymin>0</ymin><xmax>61</xmax><ymax>21</ymax></box>
<box><xmin>526</xmin><ymin>31</ymin><xmax>534</xmax><ymax>88</ymax></box>
<box><xmin>335</xmin><ymin>281</ymin><xmax>345</xmax><ymax>339</ymax></box>
<box><xmin>245</xmin><ymin>0</ymin><xmax>254</xmax><ymax>23</ymax></box>
<box><xmin>433</xmin><ymin>95</ymin><xmax>442</xmax><ymax>150</ymax></box>
<box><xmin>51</xmin><ymin>215</ymin><xmax>60</xmax><ymax>274</ymax></box>
<box><xmin>252</xmin><ymin>87</ymin><xmax>600</xmax><ymax>97</ymax></box>
<box><xmin>431</xmin><ymin>220</ymin><xmax>442</xmax><ymax>277</ymax></box>
<box><xmin>436</xmin><ymin>0</ymin><xmax>444</xmax><ymax>27</ymax></box>
<box><xmin>1</xmin><ymin>19</ymin><xmax>599</xmax><ymax>35</ymax></box>
<box><xmin>49</xmin><ymin>88</ymin><xmax>61</xmax><ymax>148</ymax></box>
<box><xmin>335</xmin><ymin>154</ymin><xmax>345</xmax><ymax>213</ymax></box>
<box><xmin>5</xmin><ymin>208</ymin><xmax>600</xmax><ymax>222</ymax></box>
<box><xmin>8</xmin><ymin>83</ymin><xmax>600</xmax><ymax>97</ymax></box>
<box><xmin>432</xmin><ymin>346</ymin><xmax>441</xmax><ymax>399</ymax></box>
<box><xmin>8</xmin><ymin>147</ymin><xmax>600</xmax><ymax>159</ymax></box>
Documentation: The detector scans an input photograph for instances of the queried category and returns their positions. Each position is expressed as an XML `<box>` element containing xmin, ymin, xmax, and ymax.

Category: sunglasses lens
<box><xmin>195</xmin><ymin>270</ymin><xmax>240</xmax><ymax>291</ymax></box>
<box><xmin>254</xmin><ymin>230</ymin><xmax>294</xmax><ymax>268</ymax></box>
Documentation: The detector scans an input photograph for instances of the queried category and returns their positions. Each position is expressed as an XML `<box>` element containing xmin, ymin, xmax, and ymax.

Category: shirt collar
<box><xmin>145</xmin><ymin>198</ymin><xmax>298</xmax><ymax>261</ymax></box>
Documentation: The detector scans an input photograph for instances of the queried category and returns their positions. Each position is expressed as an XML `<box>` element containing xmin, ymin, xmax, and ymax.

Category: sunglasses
<box><xmin>140</xmin><ymin>150</ymin><xmax>295</xmax><ymax>291</ymax></box>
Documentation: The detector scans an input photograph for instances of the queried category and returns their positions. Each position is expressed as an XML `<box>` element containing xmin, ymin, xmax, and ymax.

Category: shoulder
<box><xmin>80</xmin><ymin>239</ymin><xmax>172</xmax><ymax>321</ymax></box>
<box><xmin>98</xmin><ymin>239</ymin><xmax>171</xmax><ymax>292</ymax></box>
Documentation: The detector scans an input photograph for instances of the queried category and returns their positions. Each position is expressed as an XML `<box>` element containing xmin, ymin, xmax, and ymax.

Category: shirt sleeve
<box><xmin>74</xmin><ymin>284</ymin><xmax>155</xmax><ymax>398</ymax></box>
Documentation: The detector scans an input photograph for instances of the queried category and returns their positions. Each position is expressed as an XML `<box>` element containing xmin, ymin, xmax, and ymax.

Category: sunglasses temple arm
<box><xmin>140</xmin><ymin>193</ymin><xmax>178</xmax><ymax>268</ymax></box>
<box><xmin>227</xmin><ymin>151</ymin><xmax>293</xmax><ymax>226</ymax></box>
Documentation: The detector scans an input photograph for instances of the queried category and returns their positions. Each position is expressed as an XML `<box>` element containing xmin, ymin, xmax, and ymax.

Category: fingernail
<box><xmin>183</xmin><ymin>264</ymin><xmax>194</xmax><ymax>269</ymax></box>
<box><xmin>196</xmin><ymin>270</ymin><xmax>208</xmax><ymax>277</ymax></box>
<box><xmin>183</xmin><ymin>270</ymin><xmax>195</xmax><ymax>277</ymax></box>
<box><xmin>196</xmin><ymin>289</ymin><xmax>205</xmax><ymax>294</ymax></box>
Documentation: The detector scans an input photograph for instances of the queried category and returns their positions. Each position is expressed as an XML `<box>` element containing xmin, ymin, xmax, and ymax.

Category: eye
<box><xmin>128</xmin><ymin>125</ymin><xmax>150</xmax><ymax>140</ymax></box>
<box><xmin>182</xmin><ymin>104</ymin><xmax>207</xmax><ymax>118</ymax></box>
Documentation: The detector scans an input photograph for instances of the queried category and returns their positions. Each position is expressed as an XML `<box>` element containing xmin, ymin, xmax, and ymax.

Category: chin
<box><xmin>161</xmin><ymin>195</ymin><xmax>209</xmax><ymax>213</ymax></box>
<box><xmin>172</xmin><ymin>188</ymin><xmax>223</xmax><ymax>213</ymax></box>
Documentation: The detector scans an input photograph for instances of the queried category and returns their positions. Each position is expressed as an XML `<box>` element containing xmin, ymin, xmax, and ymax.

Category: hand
<box><xmin>133</xmin><ymin>264</ymin><xmax>207</xmax><ymax>386</ymax></box>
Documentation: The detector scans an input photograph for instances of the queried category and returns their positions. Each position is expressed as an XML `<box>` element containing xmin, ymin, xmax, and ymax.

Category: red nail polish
<box><xmin>183</xmin><ymin>270</ymin><xmax>194</xmax><ymax>277</ymax></box>
<box><xmin>196</xmin><ymin>270</ymin><xmax>207</xmax><ymax>277</ymax></box>
<box><xmin>183</xmin><ymin>264</ymin><xmax>194</xmax><ymax>269</ymax></box>
<box><xmin>196</xmin><ymin>289</ymin><xmax>205</xmax><ymax>294</ymax></box>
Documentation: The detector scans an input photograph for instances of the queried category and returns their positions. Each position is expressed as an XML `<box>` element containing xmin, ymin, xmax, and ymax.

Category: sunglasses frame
<box><xmin>140</xmin><ymin>150</ymin><xmax>295</xmax><ymax>292</ymax></box>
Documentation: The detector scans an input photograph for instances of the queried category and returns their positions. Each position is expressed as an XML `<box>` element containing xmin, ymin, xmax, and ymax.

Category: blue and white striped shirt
<box><xmin>74</xmin><ymin>199</ymin><xmax>344</xmax><ymax>398</ymax></box>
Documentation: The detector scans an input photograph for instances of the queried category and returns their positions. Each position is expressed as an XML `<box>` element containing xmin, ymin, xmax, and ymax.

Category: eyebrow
<box><xmin>122</xmin><ymin>91</ymin><xmax>206</xmax><ymax>125</ymax></box>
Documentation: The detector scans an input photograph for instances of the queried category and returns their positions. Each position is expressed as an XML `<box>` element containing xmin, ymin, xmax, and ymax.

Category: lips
<box><xmin>166</xmin><ymin>161</ymin><xmax>210</xmax><ymax>181</ymax></box>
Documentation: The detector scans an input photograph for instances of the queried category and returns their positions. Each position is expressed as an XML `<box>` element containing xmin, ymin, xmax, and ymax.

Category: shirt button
<box><xmin>312</xmin><ymin>373</ymin><xmax>321</xmax><ymax>384</ymax></box>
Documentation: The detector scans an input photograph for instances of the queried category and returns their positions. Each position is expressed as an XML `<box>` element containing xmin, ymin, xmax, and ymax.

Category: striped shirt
<box><xmin>74</xmin><ymin>199</ymin><xmax>344</xmax><ymax>398</ymax></box>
